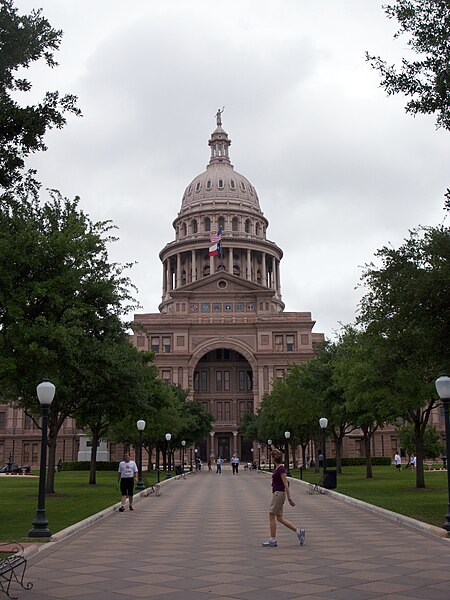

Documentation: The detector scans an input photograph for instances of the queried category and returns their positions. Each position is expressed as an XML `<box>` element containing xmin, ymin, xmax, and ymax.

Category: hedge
<box><xmin>62</xmin><ymin>461</ymin><xmax>119</xmax><ymax>471</ymax></box>
<box><xmin>324</xmin><ymin>457</ymin><xmax>392</xmax><ymax>467</ymax></box>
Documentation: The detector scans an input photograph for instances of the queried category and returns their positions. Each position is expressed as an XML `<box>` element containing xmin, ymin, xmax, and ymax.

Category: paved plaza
<box><xmin>19</xmin><ymin>466</ymin><xmax>450</xmax><ymax>600</ymax></box>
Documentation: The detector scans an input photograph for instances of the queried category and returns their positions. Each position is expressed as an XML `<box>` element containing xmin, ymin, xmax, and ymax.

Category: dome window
<box><xmin>249</xmin><ymin>185</ymin><xmax>254</xmax><ymax>195</ymax></box>
<box><xmin>206</xmin><ymin>180</ymin><xmax>212</xmax><ymax>190</ymax></box>
<box><xmin>204</xmin><ymin>217</ymin><xmax>211</xmax><ymax>232</ymax></box>
<box><xmin>232</xmin><ymin>217</ymin><xmax>239</xmax><ymax>232</ymax></box>
<box><xmin>218</xmin><ymin>216</ymin><xmax>225</xmax><ymax>229</ymax></box>
<box><xmin>240</xmin><ymin>181</ymin><xmax>246</xmax><ymax>192</ymax></box>
<box><xmin>218</xmin><ymin>179</ymin><xmax>224</xmax><ymax>189</ymax></box>
<box><xmin>230</xmin><ymin>179</ymin><xmax>236</xmax><ymax>190</ymax></box>
<box><xmin>244</xmin><ymin>219</ymin><xmax>251</xmax><ymax>233</ymax></box>
<box><xmin>192</xmin><ymin>220</ymin><xmax>198</xmax><ymax>234</ymax></box>
<box><xmin>187</xmin><ymin>185</ymin><xmax>192</xmax><ymax>194</ymax></box>
<box><xmin>255</xmin><ymin>222</ymin><xmax>261</xmax><ymax>236</ymax></box>
<box><xmin>195</xmin><ymin>182</ymin><xmax>201</xmax><ymax>192</ymax></box>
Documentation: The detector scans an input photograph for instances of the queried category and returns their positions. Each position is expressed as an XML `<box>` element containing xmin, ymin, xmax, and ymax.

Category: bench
<box><xmin>0</xmin><ymin>543</ymin><xmax>33</xmax><ymax>599</ymax></box>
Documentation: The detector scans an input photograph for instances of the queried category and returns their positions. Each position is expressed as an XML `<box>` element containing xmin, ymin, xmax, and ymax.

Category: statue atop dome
<box><xmin>215</xmin><ymin>106</ymin><xmax>225</xmax><ymax>127</ymax></box>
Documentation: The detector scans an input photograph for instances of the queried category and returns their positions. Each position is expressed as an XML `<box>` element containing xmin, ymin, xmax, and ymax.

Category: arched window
<box><xmin>192</xmin><ymin>220</ymin><xmax>198</xmax><ymax>234</ymax></box>
<box><xmin>230</xmin><ymin>179</ymin><xmax>236</xmax><ymax>190</ymax></box>
<box><xmin>218</xmin><ymin>216</ymin><xmax>225</xmax><ymax>230</ymax></box>
<box><xmin>233</xmin><ymin>264</ymin><xmax>240</xmax><ymax>276</ymax></box>
<box><xmin>232</xmin><ymin>217</ymin><xmax>239</xmax><ymax>232</ymax></box>
<box><xmin>244</xmin><ymin>219</ymin><xmax>251</xmax><ymax>233</ymax></box>
<box><xmin>195</xmin><ymin>182</ymin><xmax>201</xmax><ymax>192</ymax></box>
<box><xmin>182</xmin><ymin>223</ymin><xmax>187</xmax><ymax>237</ymax></box>
<box><xmin>206</xmin><ymin>180</ymin><xmax>212</xmax><ymax>190</ymax></box>
<box><xmin>203</xmin><ymin>265</ymin><xmax>210</xmax><ymax>277</ymax></box>
<box><xmin>204</xmin><ymin>217</ymin><xmax>211</xmax><ymax>232</ymax></box>
<box><xmin>255</xmin><ymin>222</ymin><xmax>261</xmax><ymax>236</ymax></box>
<box><xmin>218</xmin><ymin>179</ymin><xmax>224</xmax><ymax>189</ymax></box>
<box><xmin>240</xmin><ymin>181</ymin><xmax>246</xmax><ymax>192</ymax></box>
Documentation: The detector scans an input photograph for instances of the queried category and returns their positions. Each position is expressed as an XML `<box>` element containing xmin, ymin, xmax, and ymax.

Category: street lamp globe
<box><xmin>181</xmin><ymin>440</ymin><xmax>186</xmax><ymax>447</ymax></box>
<box><xmin>284</xmin><ymin>431</ymin><xmax>291</xmax><ymax>476</ymax></box>
<box><xmin>36</xmin><ymin>380</ymin><xmax>56</xmax><ymax>406</ymax></box>
<box><xmin>137</xmin><ymin>419</ymin><xmax>146</xmax><ymax>431</ymax></box>
<box><xmin>319</xmin><ymin>417</ymin><xmax>328</xmax><ymax>430</ymax></box>
<box><xmin>165</xmin><ymin>433</ymin><xmax>172</xmax><ymax>442</ymax></box>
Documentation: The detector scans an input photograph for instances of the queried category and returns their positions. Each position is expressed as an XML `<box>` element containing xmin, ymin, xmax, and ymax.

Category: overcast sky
<box><xmin>15</xmin><ymin>0</ymin><xmax>449</xmax><ymax>339</ymax></box>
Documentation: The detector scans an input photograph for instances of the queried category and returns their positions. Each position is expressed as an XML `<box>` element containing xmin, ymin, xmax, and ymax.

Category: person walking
<box><xmin>394</xmin><ymin>451</ymin><xmax>402</xmax><ymax>471</ymax></box>
<box><xmin>231</xmin><ymin>453</ymin><xmax>240</xmax><ymax>474</ymax></box>
<box><xmin>117</xmin><ymin>452</ymin><xmax>138</xmax><ymax>512</ymax></box>
<box><xmin>262</xmin><ymin>447</ymin><xmax>305</xmax><ymax>547</ymax></box>
<box><xmin>216</xmin><ymin>457</ymin><xmax>223</xmax><ymax>474</ymax></box>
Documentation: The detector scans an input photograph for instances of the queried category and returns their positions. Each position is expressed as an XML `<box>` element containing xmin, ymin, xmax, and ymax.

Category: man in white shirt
<box><xmin>231</xmin><ymin>454</ymin><xmax>240</xmax><ymax>474</ymax></box>
<box><xmin>117</xmin><ymin>453</ymin><xmax>138</xmax><ymax>511</ymax></box>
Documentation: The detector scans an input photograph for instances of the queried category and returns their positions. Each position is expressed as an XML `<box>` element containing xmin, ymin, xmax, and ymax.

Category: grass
<box><xmin>294</xmin><ymin>465</ymin><xmax>449</xmax><ymax>529</ymax></box>
<box><xmin>0</xmin><ymin>470</ymin><xmax>163</xmax><ymax>542</ymax></box>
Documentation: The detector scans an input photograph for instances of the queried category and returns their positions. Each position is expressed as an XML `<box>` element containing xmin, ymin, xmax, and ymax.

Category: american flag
<box><xmin>210</xmin><ymin>227</ymin><xmax>222</xmax><ymax>244</ymax></box>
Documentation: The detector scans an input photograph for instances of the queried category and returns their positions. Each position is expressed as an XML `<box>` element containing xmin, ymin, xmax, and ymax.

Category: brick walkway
<box><xmin>21</xmin><ymin>466</ymin><xmax>450</xmax><ymax>599</ymax></box>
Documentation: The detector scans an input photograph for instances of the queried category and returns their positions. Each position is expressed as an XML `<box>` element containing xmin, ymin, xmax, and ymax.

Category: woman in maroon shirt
<box><xmin>262</xmin><ymin>448</ymin><xmax>305</xmax><ymax>547</ymax></box>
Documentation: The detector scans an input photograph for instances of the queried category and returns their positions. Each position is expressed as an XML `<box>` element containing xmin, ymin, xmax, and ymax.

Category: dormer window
<box><xmin>218</xmin><ymin>179</ymin><xmax>224</xmax><ymax>189</ymax></box>
<box><xmin>204</xmin><ymin>217</ymin><xmax>211</xmax><ymax>232</ymax></box>
<box><xmin>218</xmin><ymin>216</ymin><xmax>225</xmax><ymax>229</ymax></box>
<box><xmin>195</xmin><ymin>182</ymin><xmax>201</xmax><ymax>192</ymax></box>
<box><xmin>187</xmin><ymin>185</ymin><xmax>192</xmax><ymax>194</ymax></box>
<box><xmin>240</xmin><ymin>181</ymin><xmax>246</xmax><ymax>192</ymax></box>
<box><xmin>206</xmin><ymin>180</ymin><xmax>212</xmax><ymax>190</ymax></box>
<box><xmin>230</xmin><ymin>180</ymin><xmax>236</xmax><ymax>190</ymax></box>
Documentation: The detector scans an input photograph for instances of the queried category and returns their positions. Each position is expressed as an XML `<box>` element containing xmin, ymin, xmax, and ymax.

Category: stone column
<box><xmin>228</xmin><ymin>246</ymin><xmax>233</xmax><ymax>273</ymax></box>
<box><xmin>261</xmin><ymin>251</ymin><xmax>267</xmax><ymax>287</ymax></box>
<box><xmin>210</xmin><ymin>431</ymin><xmax>215</xmax><ymax>459</ymax></box>
<box><xmin>176</xmin><ymin>253</ymin><xmax>181</xmax><ymax>289</ymax></box>
<box><xmin>233</xmin><ymin>431</ymin><xmax>238</xmax><ymax>454</ymax></box>
<box><xmin>246</xmin><ymin>249</ymin><xmax>251</xmax><ymax>280</ymax></box>
<box><xmin>192</xmin><ymin>249</ymin><xmax>197</xmax><ymax>282</ymax></box>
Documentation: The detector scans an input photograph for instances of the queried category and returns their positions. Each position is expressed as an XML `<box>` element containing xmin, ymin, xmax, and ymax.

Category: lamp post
<box><xmin>319</xmin><ymin>417</ymin><xmax>328</xmax><ymax>475</ymax></box>
<box><xmin>267</xmin><ymin>439</ymin><xmax>272</xmax><ymax>472</ymax></box>
<box><xmin>284</xmin><ymin>431</ymin><xmax>291</xmax><ymax>476</ymax></box>
<box><xmin>435</xmin><ymin>375</ymin><xmax>450</xmax><ymax>532</ymax></box>
<box><xmin>136</xmin><ymin>420</ymin><xmax>146</xmax><ymax>491</ymax></box>
<box><xmin>181</xmin><ymin>440</ymin><xmax>186</xmax><ymax>474</ymax></box>
<box><xmin>165</xmin><ymin>433</ymin><xmax>172</xmax><ymax>479</ymax></box>
<box><xmin>190</xmin><ymin>447</ymin><xmax>193</xmax><ymax>471</ymax></box>
<box><xmin>29</xmin><ymin>380</ymin><xmax>55</xmax><ymax>538</ymax></box>
<box><xmin>194</xmin><ymin>447</ymin><xmax>198</xmax><ymax>470</ymax></box>
<box><xmin>257</xmin><ymin>443</ymin><xmax>261</xmax><ymax>470</ymax></box>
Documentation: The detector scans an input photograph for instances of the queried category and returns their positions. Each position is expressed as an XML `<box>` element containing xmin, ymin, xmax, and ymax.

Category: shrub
<box><xmin>325</xmin><ymin>457</ymin><xmax>391</xmax><ymax>467</ymax></box>
<box><xmin>62</xmin><ymin>461</ymin><xmax>119</xmax><ymax>471</ymax></box>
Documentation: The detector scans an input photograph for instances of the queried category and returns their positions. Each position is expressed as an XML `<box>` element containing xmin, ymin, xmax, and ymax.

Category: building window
<box><xmin>275</xmin><ymin>335</ymin><xmax>283</xmax><ymax>352</ymax></box>
<box><xmin>230</xmin><ymin>179</ymin><xmax>236</xmax><ymax>190</ymax></box>
<box><xmin>204</xmin><ymin>217</ymin><xmax>211</xmax><ymax>232</ymax></box>
<box><xmin>218</xmin><ymin>216</ymin><xmax>225</xmax><ymax>229</ymax></box>
<box><xmin>239</xmin><ymin>370</ymin><xmax>245</xmax><ymax>391</ymax></box>
<box><xmin>195</xmin><ymin>182</ymin><xmax>201</xmax><ymax>192</ymax></box>
<box><xmin>151</xmin><ymin>337</ymin><xmax>160</xmax><ymax>353</ymax></box>
<box><xmin>194</xmin><ymin>371</ymin><xmax>199</xmax><ymax>392</ymax></box>
<box><xmin>275</xmin><ymin>368</ymin><xmax>285</xmax><ymax>379</ymax></box>
<box><xmin>192</xmin><ymin>219</ymin><xmax>198</xmax><ymax>233</ymax></box>
<box><xmin>216</xmin><ymin>371</ymin><xmax>222</xmax><ymax>392</ymax></box>
<box><xmin>206</xmin><ymin>180</ymin><xmax>212</xmax><ymax>190</ymax></box>
<box><xmin>218</xmin><ymin>179</ymin><xmax>224</xmax><ymax>189</ymax></box>
<box><xmin>232</xmin><ymin>217</ymin><xmax>239</xmax><ymax>231</ymax></box>
<box><xmin>217</xmin><ymin>402</ymin><xmax>223</xmax><ymax>421</ymax></box>
<box><xmin>240</xmin><ymin>181</ymin><xmax>246</xmax><ymax>192</ymax></box>
<box><xmin>162</xmin><ymin>370</ymin><xmax>171</xmax><ymax>383</ymax></box>
<box><xmin>0</xmin><ymin>412</ymin><xmax>5</xmax><ymax>430</ymax></box>
<box><xmin>224</xmin><ymin>402</ymin><xmax>231</xmax><ymax>421</ymax></box>
<box><xmin>244</xmin><ymin>219</ymin><xmax>250</xmax><ymax>233</ymax></box>
<box><xmin>162</xmin><ymin>337</ymin><xmax>171</xmax><ymax>353</ymax></box>
<box><xmin>224</xmin><ymin>371</ymin><xmax>230</xmax><ymax>391</ymax></box>
<box><xmin>286</xmin><ymin>335</ymin><xmax>295</xmax><ymax>351</ymax></box>
<box><xmin>201</xmin><ymin>370</ymin><xmax>208</xmax><ymax>393</ymax></box>
<box><xmin>137</xmin><ymin>336</ymin><xmax>146</xmax><ymax>348</ymax></box>
<box><xmin>247</xmin><ymin>371</ymin><xmax>253</xmax><ymax>390</ymax></box>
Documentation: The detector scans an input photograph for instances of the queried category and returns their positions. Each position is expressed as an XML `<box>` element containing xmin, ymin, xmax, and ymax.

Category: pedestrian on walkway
<box><xmin>262</xmin><ymin>447</ymin><xmax>305</xmax><ymax>547</ymax></box>
<box><xmin>394</xmin><ymin>451</ymin><xmax>402</xmax><ymax>471</ymax></box>
<box><xmin>118</xmin><ymin>452</ymin><xmax>138</xmax><ymax>512</ymax></box>
<box><xmin>216</xmin><ymin>457</ymin><xmax>223</xmax><ymax>474</ymax></box>
<box><xmin>231</xmin><ymin>453</ymin><xmax>240</xmax><ymax>474</ymax></box>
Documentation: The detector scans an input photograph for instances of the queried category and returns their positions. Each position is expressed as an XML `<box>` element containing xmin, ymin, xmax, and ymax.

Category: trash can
<box><xmin>175</xmin><ymin>465</ymin><xmax>183</xmax><ymax>476</ymax></box>
<box><xmin>323</xmin><ymin>469</ymin><xmax>337</xmax><ymax>489</ymax></box>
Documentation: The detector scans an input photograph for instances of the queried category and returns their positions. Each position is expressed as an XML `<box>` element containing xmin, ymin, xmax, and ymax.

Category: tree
<box><xmin>358</xmin><ymin>225</ymin><xmax>450</xmax><ymax>487</ymax></box>
<box><xmin>0</xmin><ymin>0</ymin><xmax>80</xmax><ymax>189</ymax></box>
<box><xmin>395</xmin><ymin>422</ymin><xmax>445</xmax><ymax>460</ymax></box>
<box><xmin>366</xmin><ymin>0</ymin><xmax>450</xmax><ymax>131</ymax></box>
<box><xmin>0</xmin><ymin>192</ymin><xmax>137</xmax><ymax>492</ymax></box>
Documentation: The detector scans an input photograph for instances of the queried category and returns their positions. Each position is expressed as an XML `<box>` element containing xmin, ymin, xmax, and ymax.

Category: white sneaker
<box><xmin>297</xmin><ymin>529</ymin><xmax>305</xmax><ymax>545</ymax></box>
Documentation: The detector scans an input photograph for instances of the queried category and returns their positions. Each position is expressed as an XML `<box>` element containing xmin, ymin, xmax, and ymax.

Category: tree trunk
<box><xmin>414</xmin><ymin>420</ymin><xmax>426</xmax><ymax>489</ymax></box>
<box><xmin>363</xmin><ymin>429</ymin><xmax>373</xmax><ymax>479</ymax></box>
<box><xmin>334</xmin><ymin>433</ymin><xmax>343</xmax><ymax>475</ymax></box>
<box><xmin>89</xmin><ymin>426</ymin><xmax>101</xmax><ymax>485</ymax></box>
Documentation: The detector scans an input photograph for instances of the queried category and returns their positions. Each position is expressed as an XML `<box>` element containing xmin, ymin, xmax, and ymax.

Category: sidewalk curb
<box><xmin>290</xmin><ymin>476</ymin><xmax>449</xmax><ymax>540</ymax></box>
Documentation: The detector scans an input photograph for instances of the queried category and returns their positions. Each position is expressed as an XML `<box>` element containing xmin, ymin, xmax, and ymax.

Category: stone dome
<box><xmin>179</xmin><ymin>116</ymin><xmax>262</xmax><ymax>215</ymax></box>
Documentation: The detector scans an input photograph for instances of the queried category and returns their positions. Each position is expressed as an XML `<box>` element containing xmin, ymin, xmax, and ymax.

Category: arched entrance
<box><xmin>192</xmin><ymin>348</ymin><xmax>255</xmax><ymax>462</ymax></box>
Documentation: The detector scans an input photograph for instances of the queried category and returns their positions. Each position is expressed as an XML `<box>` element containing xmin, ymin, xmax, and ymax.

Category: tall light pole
<box><xmin>165</xmin><ymin>433</ymin><xmax>172</xmax><ymax>479</ymax></box>
<box><xmin>319</xmin><ymin>417</ymin><xmax>328</xmax><ymax>475</ymax></box>
<box><xmin>435</xmin><ymin>375</ymin><xmax>450</xmax><ymax>532</ymax></box>
<box><xmin>284</xmin><ymin>431</ymin><xmax>291</xmax><ymax>476</ymax></box>
<box><xmin>136</xmin><ymin>420</ymin><xmax>146</xmax><ymax>491</ymax></box>
<box><xmin>29</xmin><ymin>380</ymin><xmax>55</xmax><ymax>538</ymax></box>
<box><xmin>267</xmin><ymin>439</ymin><xmax>272</xmax><ymax>472</ymax></box>
<box><xmin>257</xmin><ymin>443</ymin><xmax>261</xmax><ymax>470</ymax></box>
<box><xmin>181</xmin><ymin>440</ymin><xmax>186</xmax><ymax>474</ymax></box>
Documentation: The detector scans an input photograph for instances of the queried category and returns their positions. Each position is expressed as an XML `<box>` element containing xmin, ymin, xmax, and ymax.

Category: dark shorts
<box><xmin>120</xmin><ymin>477</ymin><xmax>134</xmax><ymax>497</ymax></box>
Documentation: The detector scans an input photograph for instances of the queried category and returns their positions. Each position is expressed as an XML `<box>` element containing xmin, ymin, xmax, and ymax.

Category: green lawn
<box><xmin>0</xmin><ymin>470</ymin><xmax>162</xmax><ymax>542</ymax></box>
<box><xmin>294</xmin><ymin>465</ymin><xmax>449</xmax><ymax>529</ymax></box>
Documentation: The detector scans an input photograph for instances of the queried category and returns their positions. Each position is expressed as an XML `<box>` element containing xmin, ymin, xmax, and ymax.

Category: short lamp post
<box><xmin>181</xmin><ymin>440</ymin><xmax>186</xmax><ymax>474</ymax></box>
<box><xmin>136</xmin><ymin>419</ymin><xmax>146</xmax><ymax>491</ymax></box>
<box><xmin>29</xmin><ymin>380</ymin><xmax>55</xmax><ymax>538</ymax></box>
<box><xmin>267</xmin><ymin>439</ymin><xmax>272</xmax><ymax>472</ymax></box>
<box><xmin>284</xmin><ymin>431</ymin><xmax>291</xmax><ymax>476</ymax></box>
<box><xmin>435</xmin><ymin>375</ymin><xmax>450</xmax><ymax>532</ymax></box>
<box><xmin>165</xmin><ymin>433</ymin><xmax>172</xmax><ymax>479</ymax></box>
<box><xmin>319</xmin><ymin>417</ymin><xmax>328</xmax><ymax>475</ymax></box>
<box><xmin>194</xmin><ymin>447</ymin><xmax>198</xmax><ymax>470</ymax></box>
<box><xmin>257</xmin><ymin>443</ymin><xmax>261</xmax><ymax>470</ymax></box>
